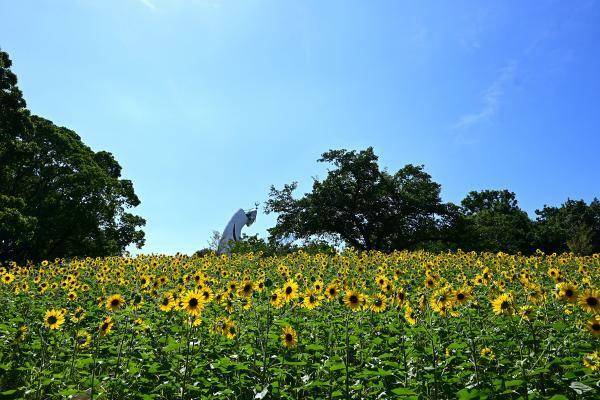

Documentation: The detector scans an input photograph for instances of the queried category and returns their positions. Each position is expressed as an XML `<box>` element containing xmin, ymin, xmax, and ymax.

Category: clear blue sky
<box><xmin>1</xmin><ymin>1</ymin><xmax>599</xmax><ymax>255</ymax></box>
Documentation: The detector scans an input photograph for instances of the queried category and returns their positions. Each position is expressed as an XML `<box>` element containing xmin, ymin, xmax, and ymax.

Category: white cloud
<box><xmin>455</xmin><ymin>61</ymin><xmax>517</xmax><ymax>129</ymax></box>
<box><xmin>139</xmin><ymin>0</ymin><xmax>158</xmax><ymax>12</ymax></box>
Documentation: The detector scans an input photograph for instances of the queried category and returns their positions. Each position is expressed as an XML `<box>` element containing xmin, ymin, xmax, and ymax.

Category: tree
<box><xmin>0</xmin><ymin>50</ymin><xmax>145</xmax><ymax>262</ymax></box>
<box><xmin>534</xmin><ymin>198</ymin><xmax>600</xmax><ymax>255</ymax></box>
<box><xmin>265</xmin><ymin>147</ymin><xmax>454</xmax><ymax>251</ymax></box>
<box><xmin>459</xmin><ymin>190</ymin><xmax>533</xmax><ymax>253</ymax></box>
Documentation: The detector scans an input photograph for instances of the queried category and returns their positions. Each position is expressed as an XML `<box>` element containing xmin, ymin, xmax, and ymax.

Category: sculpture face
<box><xmin>245</xmin><ymin>209</ymin><xmax>257</xmax><ymax>226</ymax></box>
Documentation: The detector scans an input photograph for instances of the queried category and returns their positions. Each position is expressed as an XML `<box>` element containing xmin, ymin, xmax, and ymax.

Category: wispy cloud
<box><xmin>455</xmin><ymin>61</ymin><xmax>517</xmax><ymax>129</ymax></box>
<box><xmin>139</xmin><ymin>0</ymin><xmax>158</xmax><ymax>12</ymax></box>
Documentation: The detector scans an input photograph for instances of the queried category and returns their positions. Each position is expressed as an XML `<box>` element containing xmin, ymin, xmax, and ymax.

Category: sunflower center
<box><xmin>189</xmin><ymin>298</ymin><xmax>199</xmax><ymax>307</ymax></box>
<box><xmin>586</xmin><ymin>297</ymin><xmax>598</xmax><ymax>306</ymax></box>
<box><xmin>565</xmin><ymin>289</ymin><xmax>573</xmax><ymax>297</ymax></box>
<box><xmin>350</xmin><ymin>295</ymin><xmax>358</xmax><ymax>304</ymax></box>
<box><xmin>101</xmin><ymin>322</ymin><xmax>109</xmax><ymax>330</ymax></box>
<box><xmin>500</xmin><ymin>301</ymin><xmax>510</xmax><ymax>309</ymax></box>
<box><xmin>48</xmin><ymin>316</ymin><xmax>57</xmax><ymax>324</ymax></box>
<box><xmin>375</xmin><ymin>299</ymin><xmax>382</xmax><ymax>306</ymax></box>
<box><xmin>285</xmin><ymin>333</ymin><xmax>293</xmax><ymax>341</ymax></box>
<box><xmin>457</xmin><ymin>293</ymin><xmax>465</xmax><ymax>300</ymax></box>
<box><xmin>111</xmin><ymin>299</ymin><xmax>120</xmax><ymax>307</ymax></box>
<box><xmin>286</xmin><ymin>286</ymin><xmax>293</xmax><ymax>295</ymax></box>
<box><xmin>592</xmin><ymin>323</ymin><xmax>600</xmax><ymax>331</ymax></box>
<box><xmin>244</xmin><ymin>284</ymin><xmax>252</xmax><ymax>292</ymax></box>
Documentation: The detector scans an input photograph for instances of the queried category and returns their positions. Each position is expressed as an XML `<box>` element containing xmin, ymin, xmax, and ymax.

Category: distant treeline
<box><xmin>206</xmin><ymin>148</ymin><xmax>598</xmax><ymax>256</ymax></box>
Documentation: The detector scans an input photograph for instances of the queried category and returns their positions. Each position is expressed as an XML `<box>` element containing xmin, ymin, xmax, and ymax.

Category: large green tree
<box><xmin>0</xmin><ymin>50</ymin><xmax>145</xmax><ymax>262</ymax></box>
<box><xmin>534</xmin><ymin>198</ymin><xmax>600</xmax><ymax>255</ymax></box>
<box><xmin>265</xmin><ymin>147</ymin><xmax>456</xmax><ymax>251</ymax></box>
<box><xmin>459</xmin><ymin>190</ymin><xmax>533</xmax><ymax>253</ymax></box>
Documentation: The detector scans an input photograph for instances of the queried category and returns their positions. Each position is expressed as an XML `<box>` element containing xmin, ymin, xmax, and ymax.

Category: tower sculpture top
<box><xmin>217</xmin><ymin>208</ymin><xmax>257</xmax><ymax>254</ymax></box>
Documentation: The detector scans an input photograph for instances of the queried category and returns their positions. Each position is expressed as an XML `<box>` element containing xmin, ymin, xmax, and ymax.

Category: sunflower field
<box><xmin>0</xmin><ymin>250</ymin><xmax>599</xmax><ymax>399</ymax></box>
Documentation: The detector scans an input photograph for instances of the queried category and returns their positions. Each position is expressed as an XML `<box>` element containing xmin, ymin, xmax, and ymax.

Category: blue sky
<box><xmin>1</xmin><ymin>0</ymin><xmax>599</xmax><ymax>254</ymax></box>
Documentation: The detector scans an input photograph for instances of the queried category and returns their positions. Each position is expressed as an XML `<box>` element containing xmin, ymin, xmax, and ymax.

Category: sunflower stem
<box><xmin>344</xmin><ymin>312</ymin><xmax>350</xmax><ymax>399</ymax></box>
<box><xmin>181</xmin><ymin>318</ymin><xmax>193</xmax><ymax>400</ymax></box>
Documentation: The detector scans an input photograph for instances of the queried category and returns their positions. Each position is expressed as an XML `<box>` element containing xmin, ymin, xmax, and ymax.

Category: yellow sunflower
<box><xmin>99</xmin><ymin>316</ymin><xmax>114</xmax><ymax>336</ymax></box>
<box><xmin>556</xmin><ymin>282</ymin><xmax>578</xmax><ymax>303</ymax></box>
<box><xmin>181</xmin><ymin>290</ymin><xmax>204</xmax><ymax>316</ymax></box>
<box><xmin>404</xmin><ymin>304</ymin><xmax>417</xmax><ymax>325</ymax></box>
<box><xmin>76</xmin><ymin>330</ymin><xmax>92</xmax><ymax>349</ymax></box>
<box><xmin>270</xmin><ymin>290</ymin><xmax>284</xmax><ymax>309</ymax></box>
<box><xmin>583</xmin><ymin>351</ymin><xmax>599</xmax><ymax>371</ymax></box>
<box><xmin>238</xmin><ymin>280</ymin><xmax>254</xmax><ymax>297</ymax></box>
<box><xmin>520</xmin><ymin>305</ymin><xmax>535</xmax><ymax>322</ymax></box>
<box><xmin>343</xmin><ymin>290</ymin><xmax>364</xmax><ymax>311</ymax></box>
<box><xmin>281</xmin><ymin>279</ymin><xmax>299</xmax><ymax>302</ymax></box>
<box><xmin>106</xmin><ymin>294</ymin><xmax>125</xmax><ymax>311</ymax></box>
<box><xmin>159</xmin><ymin>292</ymin><xmax>175</xmax><ymax>312</ymax></box>
<box><xmin>324</xmin><ymin>283</ymin><xmax>339</xmax><ymax>300</ymax></box>
<box><xmin>43</xmin><ymin>309</ymin><xmax>65</xmax><ymax>330</ymax></box>
<box><xmin>224</xmin><ymin>319</ymin><xmax>236</xmax><ymax>339</ymax></box>
<box><xmin>281</xmin><ymin>326</ymin><xmax>298</xmax><ymax>349</ymax></box>
<box><xmin>2</xmin><ymin>273</ymin><xmax>15</xmax><ymax>285</ymax></box>
<box><xmin>302</xmin><ymin>289</ymin><xmax>322</xmax><ymax>310</ymax></box>
<box><xmin>491</xmin><ymin>293</ymin><xmax>514</xmax><ymax>316</ymax></box>
<box><xmin>71</xmin><ymin>307</ymin><xmax>86</xmax><ymax>323</ymax></box>
<box><xmin>586</xmin><ymin>315</ymin><xmax>600</xmax><ymax>337</ymax></box>
<box><xmin>452</xmin><ymin>286</ymin><xmax>472</xmax><ymax>306</ymax></box>
<box><xmin>480</xmin><ymin>347</ymin><xmax>495</xmax><ymax>360</ymax></box>
<box><xmin>394</xmin><ymin>289</ymin><xmax>407</xmax><ymax>307</ymax></box>
<box><xmin>579</xmin><ymin>289</ymin><xmax>600</xmax><ymax>313</ymax></box>
<box><xmin>430</xmin><ymin>287</ymin><xmax>452</xmax><ymax>313</ymax></box>
<box><xmin>313</xmin><ymin>279</ymin><xmax>324</xmax><ymax>293</ymax></box>
<box><xmin>370</xmin><ymin>293</ymin><xmax>387</xmax><ymax>313</ymax></box>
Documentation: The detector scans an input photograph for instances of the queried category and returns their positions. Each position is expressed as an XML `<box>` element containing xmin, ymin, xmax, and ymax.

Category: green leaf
<box><xmin>391</xmin><ymin>387</ymin><xmax>417</xmax><ymax>395</ymax></box>
<box><xmin>329</xmin><ymin>363</ymin><xmax>346</xmax><ymax>371</ymax></box>
<box><xmin>284</xmin><ymin>361</ymin><xmax>307</xmax><ymax>366</ymax></box>
<box><xmin>505</xmin><ymin>380</ymin><xmax>523</xmax><ymax>388</ymax></box>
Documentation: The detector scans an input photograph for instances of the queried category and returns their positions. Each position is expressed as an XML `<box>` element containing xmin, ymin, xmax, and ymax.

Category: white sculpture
<box><xmin>217</xmin><ymin>208</ymin><xmax>257</xmax><ymax>254</ymax></box>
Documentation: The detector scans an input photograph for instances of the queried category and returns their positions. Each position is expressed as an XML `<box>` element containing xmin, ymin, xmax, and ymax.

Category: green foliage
<box><xmin>0</xmin><ymin>50</ymin><xmax>145</xmax><ymax>262</ymax></box>
<box><xmin>0</xmin><ymin>252</ymin><xmax>598</xmax><ymax>399</ymax></box>
<box><xmin>265</xmin><ymin>148</ymin><xmax>598</xmax><ymax>255</ymax></box>
<box><xmin>535</xmin><ymin>199</ymin><xmax>600</xmax><ymax>255</ymax></box>
<box><xmin>459</xmin><ymin>190</ymin><xmax>534</xmax><ymax>253</ymax></box>
<box><xmin>265</xmin><ymin>147</ymin><xmax>455</xmax><ymax>252</ymax></box>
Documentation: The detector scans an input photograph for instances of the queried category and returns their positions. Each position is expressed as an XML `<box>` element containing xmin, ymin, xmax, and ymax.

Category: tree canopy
<box><xmin>0</xmin><ymin>50</ymin><xmax>145</xmax><ymax>262</ymax></box>
<box><xmin>265</xmin><ymin>147</ymin><xmax>455</xmax><ymax>251</ymax></box>
<box><xmin>459</xmin><ymin>189</ymin><xmax>533</xmax><ymax>254</ymax></box>
<box><xmin>265</xmin><ymin>147</ymin><xmax>598</xmax><ymax>255</ymax></box>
